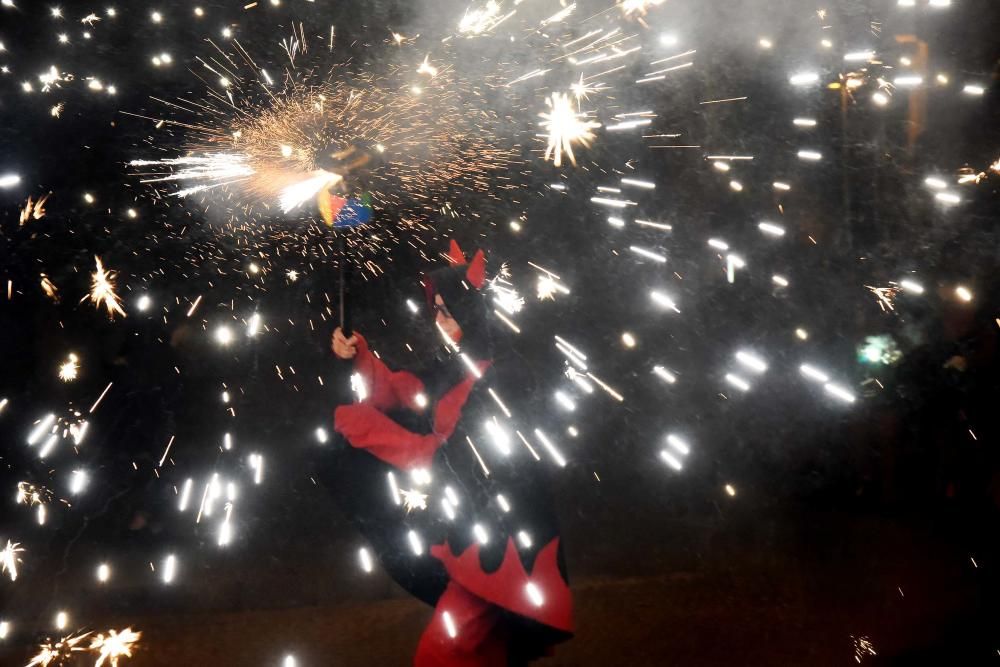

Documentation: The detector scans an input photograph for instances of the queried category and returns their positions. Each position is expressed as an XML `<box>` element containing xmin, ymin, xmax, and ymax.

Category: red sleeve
<box><xmin>350</xmin><ymin>333</ymin><xmax>426</xmax><ymax>412</ymax></box>
<box><xmin>335</xmin><ymin>403</ymin><xmax>442</xmax><ymax>470</ymax></box>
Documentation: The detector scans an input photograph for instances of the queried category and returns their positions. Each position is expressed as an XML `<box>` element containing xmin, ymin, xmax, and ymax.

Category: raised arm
<box><xmin>332</xmin><ymin>328</ymin><xmax>426</xmax><ymax>412</ymax></box>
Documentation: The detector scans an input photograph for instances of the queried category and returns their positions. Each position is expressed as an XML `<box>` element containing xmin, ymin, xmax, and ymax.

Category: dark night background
<box><xmin>1</xmin><ymin>0</ymin><xmax>999</xmax><ymax>664</ymax></box>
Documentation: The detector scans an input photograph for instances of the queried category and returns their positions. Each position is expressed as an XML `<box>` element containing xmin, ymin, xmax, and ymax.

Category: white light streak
<box><xmin>666</xmin><ymin>434</ymin><xmax>690</xmax><ymax>455</ymax></box>
<box><xmin>38</xmin><ymin>434</ymin><xmax>58</xmax><ymax>459</ymax></box>
<box><xmin>249</xmin><ymin>453</ymin><xmax>263</xmax><ymax>484</ymax></box>
<box><xmin>962</xmin><ymin>84</ymin><xmax>985</xmax><ymax>96</ymax></box>
<box><xmin>653</xmin><ymin>365</ymin><xmax>677</xmax><ymax>384</ymax></box>
<box><xmin>772</xmin><ymin>275</ymin><xmax>789</xmax><ymax>287</ymax></box>
<box><xmin>824</xmin><ymin>383</ymin><xmax>856</xmax><ymax>403</ymax></box>
<box><xmin>955</xmin><ymin>286</ymin><xmax>973</xmax><ymax>302</ymax></box>
<box><xmin>358</xmin><ymin>547</ymin><xmax>373</xmax><ymax>573</ymax></box>
<box><xmin>650</xmin><ymin>290</ymin><xmax>680</xmax><ymax>313</ymax></box>
<box><xmin>844</xmin><ymin>51</ymin><xmax>874</xmax><ymax>62</ymax></box>
<box><xmin>162</xmin><ymin>554</ymin><xmax>176</xmax><ymax>583</ymax></box>
<box><xmin>387</xmin><ymin>472</ymin><xmax>402</xmax><ymax>506</ymax></box>
<box><xmin>534</xmin><ymin>429</ymin><xmax>567</xmax><ymax>467</ymax></box>
<box><xmin>473</xmin><ymin>523</ymin><xmax>489</xmax><ymax>545</ymax></box>
<box><xmin>793</xmin><ymin>118</ymin><xmax>818</xmax><ymax>127</ymax></box>
<box><xmin>800</xmin><ymin>364</ymin><xmax>830</xmax><ymax>383</ymax></box>
<box><xmin>525</xmin><ymin>582</ymin><xmax>544</xmax><ymax>607</ymax></box>
<box><xmin>69</xmin><ymin>470</ymin><xmax>88</xmax><ymax>495</ymax></box>
<box><xmin>629</xmin><ymin>245</ymin><xmax>667</xmax><ymax>263</ymax></box>
<box><xmin>554</xmin><ymin>391</ymin><xmax>576</xmax><ymax>411</ymax></box>
<box><xmin>735</xmin><ymin>351</ymin><xmax>768</xmax><ymax>373</ymax></box>
<box><xmin>407</xmin><ymin>530</ymin><xmax>423</xmax><ymax>556</ymax></box>
<box><xmin>487</xmin><ymin>388</ymin><xmax>511</xmax><ymax>417</ymax></box>
<box><xmin>27</xmin><ymin>414</ymin><xmax>56</xmax><ymax>445</ymax></box>
<box><xmin>485</xmin><ymin>419</ymin><xmax>512</xmax><ymax>455</ymax></box>
<box><xmin>758</xmin><ymin>222</ymin><xmax>786</xmax><ymax>236</ymax></box>
<box><xmin>442</xmin><ymin>611</ymin><xmax>458</xmax><ymax>638</ymax></box>
<box><xmin>894</xmin><ymin>75</ymin><xmax>923</xmax><ymax>87</ymax></box>
<box><xmin>725</xmin><ymin>374</ymin><xmax>751</xmax><ymax>391</ymax></box>
<box><xmin>789</xmin><ymin>72</ymin><xmax>819</xmax><ymax>86</ymax></box>
<box><xmin>620</xmin><ymin>178</ymin><xmax>656</xmax><ymax>189</ymax></box>
<box><xmin>660</xmin><ymin>450</ymin><xmax>683</xmax><ymax>471</ymax></box>
<box><xmin>797</xmin><ymin>150</ymin><xmax>822</xmax><ymax>161</ymax></box>
<box><xmin>590</xmin><ymin>197</ymin><xmax>636</xmax><ymax>208</ymax></box>
<box><xmin>171</xmin><ymin>480</ymin><xmax>191</xmax><ymax>516</ymax></box>
<box><xmin>496</xmin><ymin>494</ymin><xmax>511</xmax><ymax>513</ymax></box>
<box><xmin>899</xmin><ymin>279</ymin><xmax>924</xmax><ymax>294</ymax></box>
<box><xmin>635</xmin><ymin>219</ymin><xmax>672</xmax><ymax>230</ymax></box>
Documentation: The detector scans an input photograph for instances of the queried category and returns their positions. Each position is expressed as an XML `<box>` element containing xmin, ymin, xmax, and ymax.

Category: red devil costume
<box><xmin>321</xmin><ymin>241</ymin><xmax>573</xmax><ymax>665</ymax></box>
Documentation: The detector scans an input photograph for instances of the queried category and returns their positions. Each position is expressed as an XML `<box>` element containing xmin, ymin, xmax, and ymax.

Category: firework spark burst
<box><xmin>1</xmin><ymin>539</ymin><xmax>24</xmax><ymax>581</ymax></box>
<box><xmin>86</xmin><ymin>256</ymin><xmax>126</xmax><ymax>319</ymax></box>
<box><xmin>539</xmin><ymin>92</ymin><xmax>601</xmax><ymax>167</ymax></box>
<box><xmin>90</xmin><ymin>627</ymin><xmax>142</xmax><ymax>667</ymax></box>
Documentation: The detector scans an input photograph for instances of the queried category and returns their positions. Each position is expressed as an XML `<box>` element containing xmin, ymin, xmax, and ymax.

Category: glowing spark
<box><xmin>20</xmin><ymin>193</ymin><xmax>50</xmax><ymax>225</ymax></box>
<box><xmin>86</xmin><ymin>256</ymin><xmax>126</xmax><ymax>319</ymax></box>
<box><xmin>735</xmin><ymin>351</ymin><xmax>768</xmax><ymax>374</ymax></box>
<box><xmin>650</xmin><ymin>290</ymin><xmax>680</xmax><ymax>313</ymax></box>
<box><xmin>417</xmin><ymin>55</ymin><xmax>437</xmax><ymax>77</ymax></box>
<box><xmin>824</xmin><ymin>383</ymin><xmax>856</xmax><ymax>403</ymax></box>
<box><xmin>619</xmin><ymin>0</ymin><xmax>666</xmax><ymax>18</ymax></box>
<box><xmin>400</xmin><ymin>488</ymin><xmax>429</xmax><ymax>513</ymax></box>
<box><xmin>442</xmin><ymin>611</ymin><xmax>458</xmax><ymax>638</ymax></box>
<box><xmin>357</xmin><ymin>547</ymin><xmax>374</xmax><ymax>573</ymax></box>
<box><xmin>865</xmin><ymin>284</ymin><xmax>898</xmax><ymax>312</ymax></box>
<box><xmin>533</xmin><ymin>429</ymin><xmax>567</xmax><ymax>467</ymax></box>
<box><xmin>725</xmin><ymin>373</ymin><xmax>751</xmax><ymax>392</ymax></box>
<box><xmin>407</xmin><ymin>530</ymin><xmax>424</xmax><ymax>556</ymax></box>
<box><xmin>1</xmin><ymin>540</ymin><xmax>24</xmax><ymax>581</ymax></box>
<box><xmin>279</xmin><ymin>171</ymin><xmax>342</xmax><ymax>213</ymax></box>
<box><xmin>537</xmin><ymin>275</ymin><xmax>569</xmax><ymax>300</ymax></box>
<box><xmin>458</xmin><ymin>1</ymin><xmax>513</xmax><ymax>35</ymax></box>
<box><xmin>58</xmin><ymin>353</ymin><xmax>79</xmax><ymax>382</ymax></box>
<box><xmin>90</xmin><ymin>627</ymin><xmax>141</xmax><ymax>667</ymax></box>
<box><xmin>27</xmin><ymin>631</ymin><xmax>90</xmax><ymax>667</ymax></box>
<box><xmin>800</xmin><ymin>364</ymin><xmax>830</xmax><ymax>383</ymax></box>
<box><xmin>539</xmin><ymin>92</ymin><xmax>600</xmax><ymax>167</ymax></box>
<box><xmin>161</xmin><ymin>554</ymin><xmax>177</xmax><ymax>583</ymax></box>
<box><xmin>69</xmin><ymin>470</ymin><xmax>88</xmax><ymax>494</ymax></box>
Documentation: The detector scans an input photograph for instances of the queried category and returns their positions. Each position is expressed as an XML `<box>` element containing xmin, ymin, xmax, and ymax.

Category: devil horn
<box><xmin>466</xmin><ymin>249</ymin><xmax>487</xmax><ymax>289</ymax></box>
<box><xmin>448</xmin><ymin>240</ymin><xmax>466</xmax><ymax>265</ymax></box>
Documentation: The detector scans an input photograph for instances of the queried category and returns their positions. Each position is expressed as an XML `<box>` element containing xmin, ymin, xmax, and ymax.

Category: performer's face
<box><xmin>434</xmin><ymin>294</ymin><xmax>463</xmax><ymax>343</ymax></box>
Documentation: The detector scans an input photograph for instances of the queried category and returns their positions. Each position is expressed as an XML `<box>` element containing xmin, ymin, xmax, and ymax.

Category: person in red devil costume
<box><xmin>322</xmin><ymin>240</ymin><xmax>573</xmax><ymax>665</ymax></box>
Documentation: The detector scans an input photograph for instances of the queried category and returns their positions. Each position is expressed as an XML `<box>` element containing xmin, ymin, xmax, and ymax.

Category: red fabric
<box><xmin>351</xmin><ymin>334</ymin><xmax>426</xmax><ymax>412</ymax></box>
<box><xmin>334</xmin><ymin>341</ymin><xmax>490</xmax><ymax>470</ymax></box>
<box><xmin>431</xmin><ymin>537</ymin><xmax>573</xmax><ymax>633</ymax></box>
<box><xmin>414</xmin><ymin>581</ymin><xmax>507</xmax><ymax>667</ymax></box>
<box><xmin>335</xmin><ymin>404</ymin><xmax>443</xmax><ymax>470</ymax></box>
<box><xmin>465</xmin><ymin>250</ymin><xmax>486</xmax><ymax>289</ymax></box>
<box><xmin>448</xmin><ymin>240</ymin><xmax>467</xmax><ymax>265</ymax></box>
